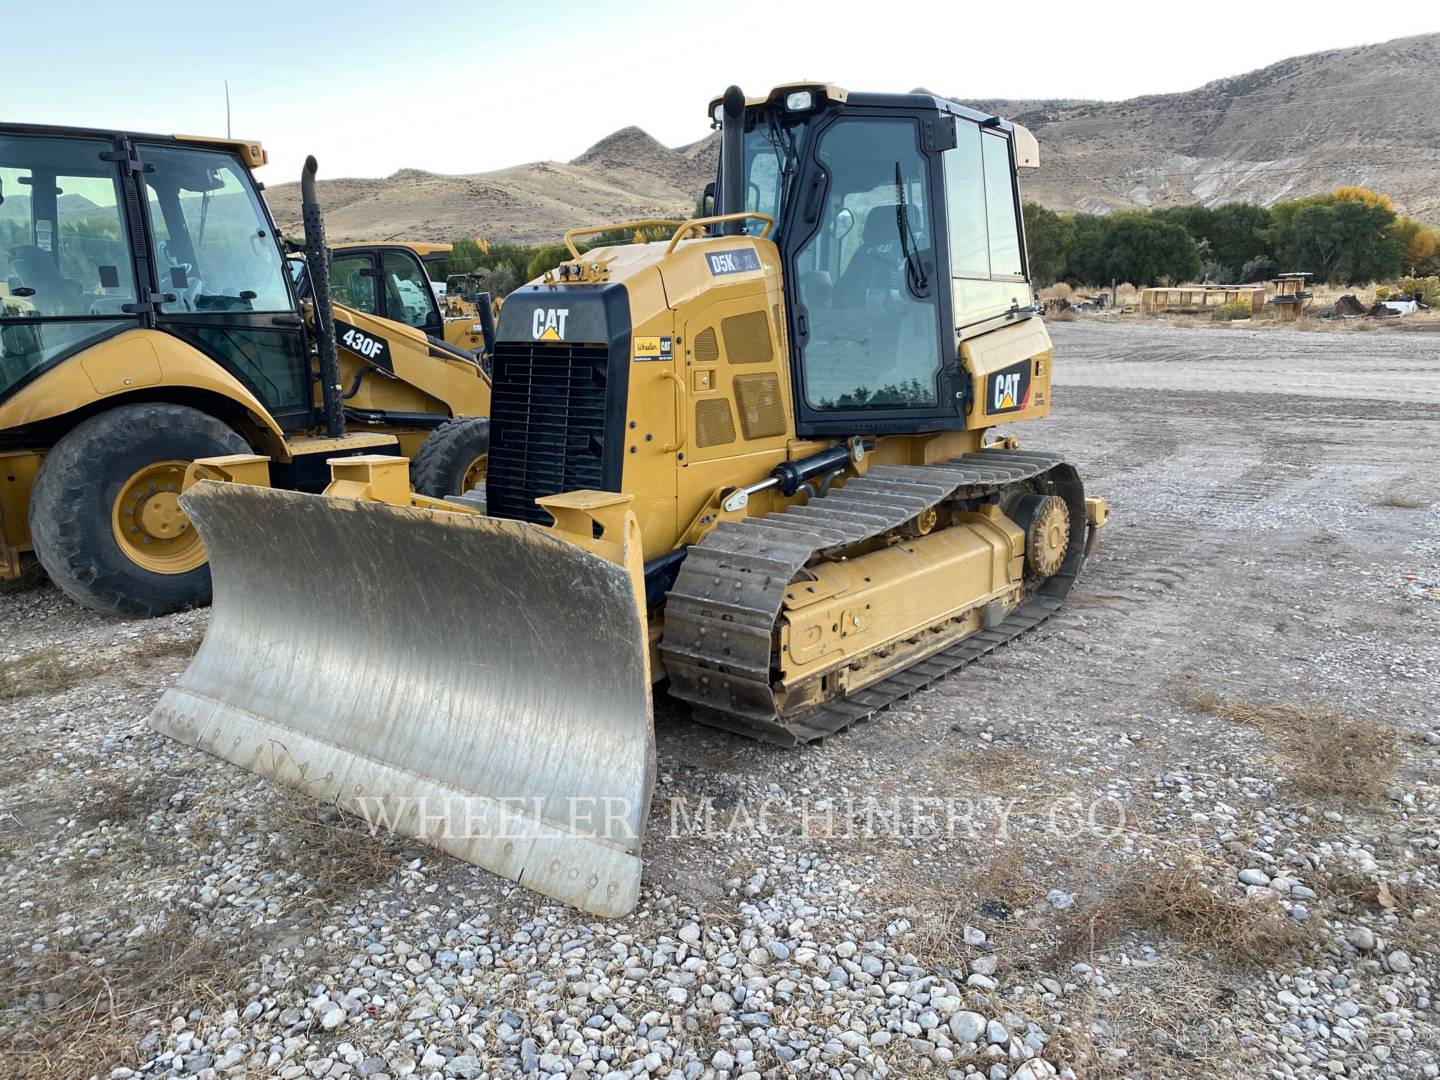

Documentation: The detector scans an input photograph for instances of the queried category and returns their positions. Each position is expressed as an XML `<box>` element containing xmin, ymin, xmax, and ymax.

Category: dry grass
<box><xmin>879</xmin><ymin>843</ymin><xmax>1046</xmax><ymax>974</ymax></box>
<box><xmin>1370</xmin><ymin>490</ymin><xmax>1430</xmax><ymax>509</ymax></box>
<box><xmin>1178</xmin><ymin>689</ymin><xmax>1399</xmax><ymax>801</ymax></box>
<box><xmin>1046</xmin><ymin>308</ymin><xmax>1078</xmax><ymax>323</ymax></box>
<box><xmin>0</xmin><ymin>647</ymin><xmax>99</xmax><ymax>702</ymax></box>
<box><xmin>124</xmin><ymin>628</ymin><xmax>206</xmax><ymax>665</ymax></box>
<box><xmin>0</xmin><ymin>915</ymin><xmax>247</xmax><ymax>1079</ymax></box>
<box><xmin>1060</xmin><ymin>866</ymin><xmax>1309</xmax><ymax>968</ymax></box>
<box><xmin>268</xmin><ymin>790</ymin><xmax>403</xmax><ymax>904</ymax></box>
<box><xmin>0</xmin><ymin>629</ymin><xmax>204</xmax><ymax>704</ymax></box>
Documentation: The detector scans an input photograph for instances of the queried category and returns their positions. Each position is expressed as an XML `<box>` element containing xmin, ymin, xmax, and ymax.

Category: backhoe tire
<box><xmin>411</xmin><ymin>416</ymin><xmax>490</xmax><ymax>498</ymax></box>
<box><xmin>29</xmin><ymin>403</ymin><xmax>250</xmax><ymax>618</ymax></box>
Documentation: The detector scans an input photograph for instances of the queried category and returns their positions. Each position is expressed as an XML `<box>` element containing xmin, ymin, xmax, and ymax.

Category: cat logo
<box><xmin>986</xmin><ymin>359</ymin><xmax>1032</xmax><ymax>415</ymax></box>
<box><xmin>531</xmin><ymin>307</ymin><xmax>570</xmax><ymax>340</ymax></box>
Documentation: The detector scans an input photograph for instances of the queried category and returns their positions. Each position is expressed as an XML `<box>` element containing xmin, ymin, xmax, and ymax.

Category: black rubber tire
<box><xmin>29</xmin><ymin>403</ymin><xmax>249</xmax><ymax>618</ymax></box>
<box><xmin>411</xmin><ymin>416</ymin><xmax>490</xmax><ymax>497</ymax></box>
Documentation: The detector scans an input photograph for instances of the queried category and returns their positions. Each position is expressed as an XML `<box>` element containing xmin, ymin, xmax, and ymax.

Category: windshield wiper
<box><xmin>894</xmin><ymin>162</ymin><xmax>929</xmax><ymax>295</ymax></box>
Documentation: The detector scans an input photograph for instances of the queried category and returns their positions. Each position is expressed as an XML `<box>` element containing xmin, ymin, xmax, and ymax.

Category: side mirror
<box><xmin>700</xmin><ymin>182</ymin><xmax>716</xmax><ymax>216</ymax></box>
<box><xmin>834</xmin><ymin>207</ymin><xmax>855</xmax><ymax>241</ymax></box>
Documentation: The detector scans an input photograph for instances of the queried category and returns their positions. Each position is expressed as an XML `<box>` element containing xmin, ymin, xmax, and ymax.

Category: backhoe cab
<box><xmin>0</xmin><ymin>125</ymin><xmax>490</xmax><ymax>614</ymax></box>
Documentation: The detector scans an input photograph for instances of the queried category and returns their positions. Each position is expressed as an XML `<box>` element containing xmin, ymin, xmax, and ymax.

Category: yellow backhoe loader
<box><xmin>150</xmin><ymin>84</ymin><xmax>1107</xmax><ymax>916</ymax></box>
<box><xmin>325</xmin><ymin>242</ymin><xmax>495</xmax><ymax>355</ymax></box>
<box><xmin>0</xmin><ymin>125</ymin><xmax>492</xmax><ymax>615</ymax></box>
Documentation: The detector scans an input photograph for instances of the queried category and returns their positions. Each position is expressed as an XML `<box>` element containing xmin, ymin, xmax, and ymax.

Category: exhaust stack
<box><xmin>719</xmin><ymin>85</ymin><xmax>746</xmax><ymax>236</ymax></box>
<box><xmin>301</xmin><ymin>157</ymin><xmax>345</xmax><ymax>437</ymax></box>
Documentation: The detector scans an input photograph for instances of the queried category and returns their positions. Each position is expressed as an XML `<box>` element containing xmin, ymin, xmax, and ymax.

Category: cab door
<box><xmin>135</xmin><ymin>142</ymin><xmax>314</xmax><ymax>430</ymax></box>
<box><xmin>0</xmin><ymin>128</ymin><xmax>144</xmax><ymax>404</ymax></box>
<box><xmin>330</xmin><ymin>246</ymin><xmax>446</xmax><ymax>342</ymax></box>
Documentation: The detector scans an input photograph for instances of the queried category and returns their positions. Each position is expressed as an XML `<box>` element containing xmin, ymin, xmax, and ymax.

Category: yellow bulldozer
<box><xmin>0</xmin><ymin>125</ymin><xmax>492</xmax><ymax>615</ymax></box>
<box><xmin>149</xmin><ymin>84</ymin><xmax>1107</xmax><ymax>916</ymax></box>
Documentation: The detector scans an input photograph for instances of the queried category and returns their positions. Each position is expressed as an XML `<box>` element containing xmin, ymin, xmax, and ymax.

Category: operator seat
<box><xmin>8</xmin><ymin>246</ymin><xmax>83</xmax><ymax>315</ymax></box>
<box><xmin>833</xmin><ymin>204</ymin><xmax>901</xmax><ymax>310</ymax></box>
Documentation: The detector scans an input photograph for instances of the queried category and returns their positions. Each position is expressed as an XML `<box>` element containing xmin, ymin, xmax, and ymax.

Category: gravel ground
<box><xmin>1</xmin><ymin>319</ymin><xmax>1436</xmax><ymax>1080</ymax></box>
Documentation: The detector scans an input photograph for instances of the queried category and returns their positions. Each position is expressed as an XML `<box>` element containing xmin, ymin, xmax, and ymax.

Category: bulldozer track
<box><xmin>661</xmin><ymin>449</ymin><xmax>1088</xmax><ymax>745</ymax></box>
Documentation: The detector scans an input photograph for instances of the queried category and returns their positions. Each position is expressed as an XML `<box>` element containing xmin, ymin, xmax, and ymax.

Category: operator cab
<box><xmin>711</xmin><ymin>84</ymin><xmax>1038</xmax><ymax>436</ymax></box>
<box><xmin>0</xmin><ymin>124</ymin><xmax>311</xmax><ymax>426</ymax></box>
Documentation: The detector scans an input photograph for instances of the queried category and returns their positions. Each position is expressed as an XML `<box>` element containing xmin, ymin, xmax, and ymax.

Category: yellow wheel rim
<box><xmin>110</xmin><ymin>460</ymin><xmax>206</xmax><ymax>574</ymax></box>
<box><xmin>461</xmin><ymin>453</ymin><xmax>487</xmax><ymax>493</ymax></box>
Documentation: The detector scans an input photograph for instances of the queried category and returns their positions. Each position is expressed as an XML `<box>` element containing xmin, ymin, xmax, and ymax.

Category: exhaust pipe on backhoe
<box><xmin>301</xmin><ymin>156</ymin><xmax>345</xmax><ymax>437</ymax></box>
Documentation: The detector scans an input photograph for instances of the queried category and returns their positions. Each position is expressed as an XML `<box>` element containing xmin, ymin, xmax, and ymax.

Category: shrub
<box><xmin>1399</xmin><ymin>275</ymin><xmax>1440</xmax><ymax>307</ymax></box>
<box><xmin>1212</xmin><ymin>300</ymin><xmax>1253</xmax><ymax>322</ymax></box>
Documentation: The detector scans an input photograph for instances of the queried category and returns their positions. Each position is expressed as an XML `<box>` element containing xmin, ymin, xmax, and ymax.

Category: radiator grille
<box><xmin>721</xmin><ymin>310</ymin><xmax>773</xmax><ymax>364</ymax></box>
<box><xmin>694</xmin><ymin>399</ymin><xmax>737</xmax><ymax>447</ymax></box>
<box><xmin>486</xmin><ymin>340</ymin><xmax>613</xmax><ymax>524</ymax></box>
<box><xmin>693</xmin><ymin>326</ymin><xmax>720</xmax><ymax>362</ymax></box>
<box><xmin>733</xmin><ymin>373</ymin><xmax>786</xmax><ymax>439</ymax></box>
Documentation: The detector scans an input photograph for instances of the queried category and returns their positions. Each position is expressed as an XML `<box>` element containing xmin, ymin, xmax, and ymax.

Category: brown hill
<box><xmin>265</xmin><ymin>33</ymin><xmax>1440</xmax><ymax>245</ymax></box>
<box><xmin>264</xmin><ymin>127</ymin><xmax>714</xmax><ymax>246</ymax></box>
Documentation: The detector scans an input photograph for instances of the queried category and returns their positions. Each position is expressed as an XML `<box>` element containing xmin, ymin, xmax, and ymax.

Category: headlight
<box><xmin>784</xmin><ymin>90</ymin><xmax>813</xmax><ymax>111</ymax></box>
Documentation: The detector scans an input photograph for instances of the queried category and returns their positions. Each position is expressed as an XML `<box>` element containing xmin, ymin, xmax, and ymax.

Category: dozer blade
<box><xmin>148</xmin><ymin>481</ymin><xmax>654</xmax><ymax>917</ymax></box>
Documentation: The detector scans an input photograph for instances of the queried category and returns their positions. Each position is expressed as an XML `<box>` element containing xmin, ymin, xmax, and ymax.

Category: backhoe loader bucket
<box><xmin>148</xmin><ymin>481</ymin><xmax>654</xmax><ymax>917</ymax></box>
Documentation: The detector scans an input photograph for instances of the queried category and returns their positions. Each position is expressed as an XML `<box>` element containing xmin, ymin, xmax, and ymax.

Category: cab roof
<box><xmin>704</xmin><ymin>84</ymin><xmax>1038</xmax><ymax>168</ymax></box>
<box><xmin>0</xmin><ymin>122</ymin><xmax>266</xmax><ymax>169</ymax></box>
<box><xmin>332</xmin><ymin>241</ymin><xmax>454</xmax><ymax>261</ymax></box>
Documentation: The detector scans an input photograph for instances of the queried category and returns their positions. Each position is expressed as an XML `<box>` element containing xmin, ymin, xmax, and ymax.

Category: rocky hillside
<box><xmin>966</xmin><ymin>32</ymin><xmax>1440</xmax><ymax>218</ymax></box>
<box><xmin>264</xmin><ymin>128</ymin><xmax>718</xmax><ymax>246</ymax></box>
<box><xmin>265</xmin><ymin>33</ymin><xmax>1440</xmax><ymax>245</ymax></box>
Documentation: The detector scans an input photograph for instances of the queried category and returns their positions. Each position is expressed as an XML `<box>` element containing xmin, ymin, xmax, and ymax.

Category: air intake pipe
<box><xmin>301</xmin><ymin>156</ymin><xmax>345</xmax><ymax>437</ymax></box>
<box><xmin>719</xmin><ymin>85</ymin><xmax>746</xmax><ymax>236</ymax></box>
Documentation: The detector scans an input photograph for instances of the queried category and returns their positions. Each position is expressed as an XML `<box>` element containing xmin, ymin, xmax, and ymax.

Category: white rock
<box><xmin>970</xmin><ymin>955</ymin><xmax>998</xmax><ymax>976</ymax></box>
<box><xmin>1387</xmin><ymin>950</ymin><xmax>1413</xmax><ymax>973</ymax></box>
<box><xmin>1238</xmin><ymin>868</ymin><xmax>1271</xmax><ymax>887</ymax></box>
<box><xmin>1347</xmin><ymin>927</ymin><xmax>1377</xmax><ymax>952</ymax></box>
<box><xmin>949</xmin><ymin>1011</ymin><xmax>986</xmax><ymax>1043</ymax></box>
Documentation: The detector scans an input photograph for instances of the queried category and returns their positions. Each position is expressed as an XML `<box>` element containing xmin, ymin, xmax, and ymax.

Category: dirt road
<box><xmin>1</xmin><ymin>320</ymin><xmax>1435</xmax><ymax>1080</ymax></box>
<box><xmin>1052</xmin><ymin>319</ymin><xmax>1440</xmax><ymax>403</ymax></box>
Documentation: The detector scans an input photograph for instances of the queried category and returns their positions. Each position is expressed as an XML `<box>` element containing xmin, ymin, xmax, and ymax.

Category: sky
<box><xmin>6</xmin><ymin>0</ymin><xmax>1438</xmax><ymax>184</ymax></box>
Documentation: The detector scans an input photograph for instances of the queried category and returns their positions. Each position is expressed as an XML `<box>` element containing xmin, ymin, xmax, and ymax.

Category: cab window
<box><xmin>791</xmin><ymin>117</ymin><xmax>943</xmax><ymax>411</ymax></box>
<box><xmin>0</xmin><ymin>134</ymin><xmax>137</xmax><ymax>318</ymax></box>
<box><xmin>943</xmin><ymin>124</ymin><xmax>1030</xmax><ymax>325</ymax></box>
<box><xmin>139</xmin><ymin>144</ymin><xmax>292</xmax><ymax>313</ymax></box>
<box><xmin>380</xmin><ymin>251</ymin><xmax>437</xmax><ymax>329</ymax></box>
<box><xmin>330</xmin><ymin>253</ymin><xmax>377</xmax><ymax>313</ymax></box>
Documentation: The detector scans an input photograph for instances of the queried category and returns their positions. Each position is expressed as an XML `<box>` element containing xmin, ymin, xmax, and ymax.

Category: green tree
<box><xmin>1021</xmin><ymin>202</ymin><xmax>1073</xmax><ymax>285</ymax></box>
<box><xmin>1207</xmin><ymin>203</ymin><xmax>1273</xmax><ymax>278</ymax></box>
<box><xmin>1104</xmin><ymin>214</ymin><xmax>1199</xmax><ymax>287</ymax></box>
<box><xmin>1275</xmin><ymin>198</ymin><xmax>1403</xmax><ymax>283</ymax></box>
<box><xmin>1152</xmin><ymin>204</ymin><xmax>1215</xmax><ymax>243</ymax></box>
<box><xmin>524</xmin><ymin>244</ymin><xmax>569</xmax><ymax>281</ymax></box>
<box><xmin>1065</xmin><ymin>212</ymin><xmax>1112</xmax><ymax>286</ymax></box>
